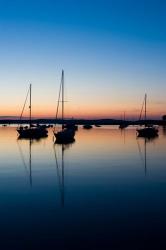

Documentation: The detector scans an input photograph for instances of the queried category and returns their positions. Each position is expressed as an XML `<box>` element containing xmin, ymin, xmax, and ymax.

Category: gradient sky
<box><xmin>0</xmin><ymin>0</ymin><xmax>165</xmax><ymax>119</ymax></box>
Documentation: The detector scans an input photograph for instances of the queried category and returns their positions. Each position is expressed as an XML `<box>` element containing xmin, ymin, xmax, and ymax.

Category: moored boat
<box><xmin>119</xmin><ymin>123</ymin><xmax>128</xmax><ymax>129</ymax></box>
<box><xmin>137</xmin><ymin>125</ymin><xmax>158</xmax><ymax>138</ymax></box>
<box><xmin>17</xmin><ymin>84</ymin><xmax>48</xmax><ymax>139</ymax></box>
<box><xmin>17</xmin><ymin>126</ymin><xmax>48</xmax><ymax>139</ymax></box>
<box><xmin>53</xmin><ymin>70</ymin><xmax>75</xmax><ymax>144</ymax></box>
<box><xmin>119</xmin><ymin>112</ymin><xmax>128</xmax><ymax>129</ymax></box>
<box><xmin>83</xmin><ymin>124</ymin><xmax>93</xmax><ymax>129</ymax></box>
<box><xmin>55</xmin><ymin>128</ymin><xmax>75</xmax><ymax>144</ymax></box>
<box><xmin>137</xmin><ymin>94</ymin><xmax>158</xmax><ymax>138</ymax></box>
<box><xmin>64</xmin><ymin>123</ymin><xmax>78</xmax><ymax>131</ymax></box>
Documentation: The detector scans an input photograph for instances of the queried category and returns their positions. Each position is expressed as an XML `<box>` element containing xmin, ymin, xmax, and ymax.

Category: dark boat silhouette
<box><xmin>137</xmin><ymin>125</ymin><xmax>158</xmax><ymax>138</ymax></box>
<box><xmin>17</xmin><ymin>84</ymin><xmax>48</xmax><ymax>139</ymax></box>
<box><xmin>18</xmin><ymin>126</ymin><xmax>48</xmax><ymax>139</ymax></box>
<box><xmin>55</xmin><ymin>129</ymin><xmax>75</xmax><ymax>144</ymax></box>
<box><xmin>119</xmin><ymin>112</ymin><xmax>128</xmax><ymax>129</ymax></box>
<box><xmin>64</xmin><ymin>123</ymin><xmax>78</xmax><ymax>131</ymax></box>
<box><xmin>119</xmin><ymin>123</ymin><xmax>128</xmax><ymax>129</ymax></box>
<box><xmin>53</xmin><ymin>70</ymin><xmax>75</xmax><ymax>144</ymax></box>
<box><xmin>83</xmin><ymin>124</ymin><xmax>93</xmax><ymax>129</ymax></box>
<box><xmin>137</xmin><ymin>94</ymin><xmax>158</xmax><ymax>138</ymax></box>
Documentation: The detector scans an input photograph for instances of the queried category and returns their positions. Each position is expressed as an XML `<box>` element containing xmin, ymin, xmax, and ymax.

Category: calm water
<box><xmin>0</xmin><ymin>126</ymin><xmax>166</xmax><ymax>249</ymax></box>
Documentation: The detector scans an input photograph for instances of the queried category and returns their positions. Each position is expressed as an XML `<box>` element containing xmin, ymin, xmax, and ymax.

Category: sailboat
<box><xmin>83</xmin><ymin>124</ymin><xmax>93</xmax><ymax>129</ymax></box>
<box><xmin>17</xmin><ymin>84</ymin><xmax>48</xmax><ymax>139</ymax></box>
<box><xmin>53</xmin><ymin>70</ymin><xmax>75</xmax><ymax>144</ymax></box>
<box><xmin>119</xmin><ymin>111</ymin><xmax>128</xmax><ymax>129</ymax></box>
<box><xmin>137</xmin><ymin>94</ymin><xmax>158</xmax><ymax>138</ymax></box>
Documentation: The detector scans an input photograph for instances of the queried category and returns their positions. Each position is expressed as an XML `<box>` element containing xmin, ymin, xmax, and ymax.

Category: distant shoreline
<box><xmin>0</xmin><ymin>119</ymin><xmax>166</xmax><ymax>126</ymax></box>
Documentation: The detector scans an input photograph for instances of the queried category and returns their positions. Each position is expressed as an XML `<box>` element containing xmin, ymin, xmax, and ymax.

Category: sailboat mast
<box><xmin>29</xmin><ymin>84</ymin><xmax>32</xmax><ymax>128</ymax></box>
<box><xmin>62</xmin><ymin>70</ymin><xmax>64</xmax><ymax>130</ymax></box>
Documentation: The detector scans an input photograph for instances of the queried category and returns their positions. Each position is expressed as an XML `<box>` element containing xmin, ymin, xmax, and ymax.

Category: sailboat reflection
<box><xmin>120</xmin><ymin>127</ymin><xmax>126</xmax><ymax>144</ymax></box>
<box><xmin>17</xmin><ymin>138</ymin><xmax>37</xmax><ymax>187</ymax></box>
<box><xmin>137</xmin><ymin>137</ymin><xmax>157</xmax><ymax>176</ymax></box>
<box><xmin>17</xmin><ymin>138</ymin><xmax>44</xmax><ymax>187</ymax></box>
<box><xmin>53</xmin><ymin>143</ymin><xmax>74</xmax><ymax>207</ymax></box>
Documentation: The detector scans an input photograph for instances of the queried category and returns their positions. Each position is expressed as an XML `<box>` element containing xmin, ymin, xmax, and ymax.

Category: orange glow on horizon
<box><xmin>0</xmin><ymin>106</ymin><xmax>164</xmax><ymax>120</ymax></box>
<box><xmin>0</xmin><ymin>99</ymin><xmax>165</xmax><ymax>119</ymax></box>
<box><xmin>0</xmin><ymin>89</ymin><xmax>165</xmax><ymax>120</ymax></box>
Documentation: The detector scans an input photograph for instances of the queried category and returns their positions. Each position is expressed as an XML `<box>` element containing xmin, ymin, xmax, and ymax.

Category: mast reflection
<box><xmin>137</xmin><ymin>137</ymin><xmax>158</xmax><ymax>176</ymax></box>
<box><xmin>17</xmin><ymin>138</ymin><xmax>44</xmax><ymax>187</ymax></box>
<box><xmin>53</xmin><ymin>142</ymin><xmax>75</xmax><ymax>207</ymax></box>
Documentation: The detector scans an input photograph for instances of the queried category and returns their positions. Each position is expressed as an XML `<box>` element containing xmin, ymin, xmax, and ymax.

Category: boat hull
<box><xmin>54</xmin><ymin>129</ymin><xmax>75</xmax><ymax>144</ymax></box>
<box><xmin>137</xmin><ymin>127</ymin><xmax>158</xmax><ymax>138</ymax></box>
<box><xmin>17</xmin><ymin>127</ymin><xmax>48</xmax><ymax>139</ymax></box>
<box><xmin>64</xmin><ymin>124</ymin><xmax>78</xmax><ymax>131</ymax></box>
<box><xmin>119</xmin><ymin>123</ymin><xmax>128</xmax><ymax>129</ymax></box>
<box><xmin>83</xmin><ymin>124</ymin><xmax>93</xmax><ymax>129</ymax></box>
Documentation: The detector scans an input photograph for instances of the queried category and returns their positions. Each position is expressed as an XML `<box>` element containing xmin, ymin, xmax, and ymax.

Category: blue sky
<box><xmin>0</xmin><ymin>0</ymin><xmax>165</xmax><ymax>119</ymax></box>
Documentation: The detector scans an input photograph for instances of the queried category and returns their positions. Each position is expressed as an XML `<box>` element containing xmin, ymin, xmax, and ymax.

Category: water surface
<box><xmin>0</xmin><ymin>126</ymin><xmax>166</xmax><ymax>249</ymax></box>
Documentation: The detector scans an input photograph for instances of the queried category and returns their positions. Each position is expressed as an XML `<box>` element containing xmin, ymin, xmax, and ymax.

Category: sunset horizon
<box><xmin>0</xmin><ymin>1</ymin><xmax>165</xmax><ymax>122</ymax></box>
<box><xmin>0</xmin><ymin>1</ymin><xmax>166</xmax><ymax>249</ymax></box>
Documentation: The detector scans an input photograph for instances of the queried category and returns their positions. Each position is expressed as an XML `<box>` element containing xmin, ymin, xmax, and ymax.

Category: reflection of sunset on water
<box><xmin>0</xmin><ymin>125</ymin><xmax>165</xmax><ymax>248</ymax></box>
